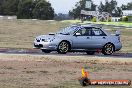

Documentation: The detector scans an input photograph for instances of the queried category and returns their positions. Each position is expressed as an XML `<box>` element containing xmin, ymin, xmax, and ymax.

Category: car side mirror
<box><xmin>75</xmin><ymin>33</ymin><xmax>81</xmax><ymax>36</ymax></box>
<box><xmin>115</xmin><ymin>30</ymin><xmax>121</xmax><ymax>36</ymax></box>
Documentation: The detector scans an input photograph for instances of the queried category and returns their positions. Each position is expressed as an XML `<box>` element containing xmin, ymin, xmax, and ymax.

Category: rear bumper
<box><xmin>33</xmin><ymin>42</ymin><xmax>57</xmax><ymax>50</ymax></box>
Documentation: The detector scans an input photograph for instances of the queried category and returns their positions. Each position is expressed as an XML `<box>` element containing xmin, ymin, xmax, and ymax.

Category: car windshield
<box><xmin>57</xmin><ymin>26</ymin><xmax>79</xmax><ymax>35</ymax></box>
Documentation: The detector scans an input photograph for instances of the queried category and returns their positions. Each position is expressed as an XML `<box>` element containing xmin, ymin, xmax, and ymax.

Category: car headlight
<box><xmin>44</xmin><ymin>39</ymin><xmax>51</xmax><ymax>42</ymax></box>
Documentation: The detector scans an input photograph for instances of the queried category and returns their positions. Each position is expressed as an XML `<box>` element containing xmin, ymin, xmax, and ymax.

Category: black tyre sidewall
<box><xmin>57</xmin><ymin>41</ymin><xmax>69</xmax><ymax>54</ymax></box>
<box><xmin>102</xmin><ymin>43</ymin><xmax>114</xmax><ymax>55</ymax></box>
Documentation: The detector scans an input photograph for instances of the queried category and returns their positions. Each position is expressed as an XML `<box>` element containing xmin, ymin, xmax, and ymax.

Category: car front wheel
<box><xmin>102</xmin><ymin>43</ymin><xmax>114</xmax><ymax>55</ymax></box>
<box><xmin>57</xmin><ymin>41</ymin><xmax>69</xmax><ymax>54</ymax></box>
<box><xmin>41</xmin><ymin>49</ymin><xmax>51</xmax><ymax>53</ymax></box>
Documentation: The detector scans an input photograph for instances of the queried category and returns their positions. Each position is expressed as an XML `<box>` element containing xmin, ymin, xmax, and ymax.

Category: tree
<box><xmin>112</xmin><ymin>7</ymin><xmax>122</xmax><ymax>17</ymax></box>
<box><xmin>17</xmin><ymin>0</ymin><xmax>54</xmax><ymax>20</ymax></box>
<box><xmin>98</xmin><ymin>0</ymin><xmax>122</xmax><ymax>17</ymax></box>
<box><xmin>0</xmin><ymin>0</ymin><xmax>54</xmax><ymax>20</ymax></box>
<box><xmin>103</xmin><ymin>0</ymin><xmax>117</xmax><ymax>15</ymax></box>
<box><xmin>54</xmin><ymin>13</ymin><xmax>71</xmax><ymax>21</ymax></box>
<box><xmin>0</xmin><ymin>0</ymin><xmax>4</xmax><ymax>15</ymax></box>
<box><xmin>98</xmin><ymin>2</ymin><xmax>104</xmax><ymax>13</ymax></box>
<box><xmin>17</xmin><ymin>0</ymin><xmax>34</xmax><ymax>19</ymax></box>
<box><xmin>69</xmin><ymin>0</ymin><xmax>96</xmax><ymax>19</ymax></box>
<box><xmin>0</xmin><ymin>0</ymin><xmax>19</xmax><ymax>15</ymax></box>
<box><xmin>69</xmin><ymin>6</ymin><xmax>81</xmax><ymax>19</ymax></box>
<box><xmin>121</xmin><ymin>2</ymin><xmax>132</xmax><ymax>10</ymax></box>
<box><xmin>33</xmin><ymin>0</ymin><xmax>54</xmax><ymax>20</ymax></box>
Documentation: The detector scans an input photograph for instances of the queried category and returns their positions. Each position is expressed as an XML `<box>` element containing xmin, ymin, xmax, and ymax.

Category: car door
<box><xmin>91</xmin><ymin>27</ymin><xmax>108</xmax><ymax>48</ymax></box>
<box><xmin>72</xmin><ymin>27</ymin><xmax>93</xmax><ymax>49</ymax></box>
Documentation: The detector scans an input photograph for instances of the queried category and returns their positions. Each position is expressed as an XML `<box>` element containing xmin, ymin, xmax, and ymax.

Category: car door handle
<box><xmin>103</xmin><ymin>37</ymin><xmax>106</xmax><ymax>39</ymax></box>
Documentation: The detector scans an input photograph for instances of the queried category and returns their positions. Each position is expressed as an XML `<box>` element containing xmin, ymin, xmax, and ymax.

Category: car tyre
<box><xmin>102</xmin><ymin>43</ymin><xmax>114</xmax><ymax>55</ymax></box>
<box><xmin>86</xmin><ymin>51</ymin><xmax>95</xmax><ymax>55</ymax></box>
<box><xmin>57</xmin><ymin>41</ymin><xmax>69</xmax><ymax>54</ymax></box>
<box><xmin>41</xmin><ymin>49</ymin><xmax>51</xmax><ymax>53</ymax></box>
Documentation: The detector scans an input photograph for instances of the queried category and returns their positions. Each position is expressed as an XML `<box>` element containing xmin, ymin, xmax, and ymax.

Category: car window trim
<box><xmin>73</xmin><ymin>27</ymin><xmax>92</xmax><ymax>36</ymax></box>
<box><xmin>91</xmin><ymin>27</ymin><xmax>107</xmax><ymax>36</ymax></box>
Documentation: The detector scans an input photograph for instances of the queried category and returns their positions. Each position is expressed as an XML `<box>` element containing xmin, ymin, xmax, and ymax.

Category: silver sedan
<box><xmin>34</xmin><ymin>25</ymin><xmax>122</xmax><ymax>55</ymax></box>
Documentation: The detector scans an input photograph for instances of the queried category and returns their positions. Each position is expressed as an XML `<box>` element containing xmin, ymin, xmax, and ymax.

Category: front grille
<box><xmin>34</xmin><ymin>44</ymin><xmax>43</xmax><ymax>48</ymax></box>
<box><xmin>37</xmin><ymin>40</ymin><xmax>40</xmax><ymax>42</ymax></box>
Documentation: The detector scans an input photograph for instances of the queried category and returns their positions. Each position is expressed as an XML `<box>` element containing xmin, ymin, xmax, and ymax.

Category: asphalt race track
<box><xmin>0</xmin><ymin>48</ymin><xmax>132</xmax><ymax>58</ymax></box>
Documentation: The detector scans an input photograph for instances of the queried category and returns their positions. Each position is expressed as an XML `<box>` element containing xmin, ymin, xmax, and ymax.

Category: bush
<box><xmin>122</xmin><ymin>16</ymin><xmax>128</xmax><ymax>22</ymax></box>
<box><xmin>108</xmin><ymin>17</ymin><xmax>112</xmax><ymax>22</ymax></box>
<box><xmin>91</xmin><ymin>17</ymin><xmax>96</xmax><ymax>22</ymax></box>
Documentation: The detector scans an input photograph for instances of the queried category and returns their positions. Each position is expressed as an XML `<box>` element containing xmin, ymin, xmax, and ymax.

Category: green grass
<box><xmin>91</xmin><ymin>22</ymin><xmax>132</xmax><ymax>27</ymax></box>
<box><xmin>63</xmin><ymin>20</ymin><xmax>132</xmax><ymax>27</ymax></box>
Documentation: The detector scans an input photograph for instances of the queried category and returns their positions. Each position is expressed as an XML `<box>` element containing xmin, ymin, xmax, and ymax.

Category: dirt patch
<box><xmin>0</xmin><ymin>53</ymin><xmax>132</xmax><ymax>88</ymax></box>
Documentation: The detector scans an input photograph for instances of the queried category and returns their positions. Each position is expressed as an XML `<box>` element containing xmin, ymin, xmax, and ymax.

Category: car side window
<box><xmin>76</xmin><ymin>28</ymin><xmax>91</xmax><ymax>36</ymax></box>
<box><xmin>92</xmin><ymin>28</ymin><xmax>106</xmax><ymax>36</ymax></box>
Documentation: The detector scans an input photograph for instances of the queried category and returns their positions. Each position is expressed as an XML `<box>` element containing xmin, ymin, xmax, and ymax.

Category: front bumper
<box><xmin>115</xmin><ymin>42</ymin><xmax>122</xmax><ymax>51</ymax></box>
<box><xmin>33</xmin><ymin>42</ymin><xmax>58</xmax><ymax>50</ymax></box>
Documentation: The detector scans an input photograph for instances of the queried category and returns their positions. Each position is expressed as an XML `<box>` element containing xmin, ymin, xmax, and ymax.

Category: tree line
<box><xmin>69</xmin><ymin>0</ymin><xmax>96</xmax><ymax>19</ymax></box>
<box><xmin>0</xmin><ymin>0</ymin><xmax>54</xmax><ymax>20</ymax></box>
<box><xmin>0</xmin><ymin>0</ymin><xmax>131</xmax><ymax>20</ymax></box>
<box><xmin>69</xmin><ymin>0</ymin><xmax>132</xmax><ymax>19</ymax></box>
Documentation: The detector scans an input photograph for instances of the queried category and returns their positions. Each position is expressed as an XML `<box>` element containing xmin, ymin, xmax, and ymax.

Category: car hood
<box><xmin>36</xmin><ymin>35</ymin><xmax>55</xmax><ymax>40</ymax></box>
<box><xmin>36</xmin><ymin>34</ymin><xmax>71</xmax><ymax>40</ymax></box>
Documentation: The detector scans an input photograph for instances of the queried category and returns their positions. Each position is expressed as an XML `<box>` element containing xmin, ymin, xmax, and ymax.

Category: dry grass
<box><xmin>120</xmin><ymin>29</ymin><xmax>132</xmax><ymax>52</ymax></box>
<box><xmin>0</xmin><ymin>53</ymin><xmax>132</xmax><ymax>88</ymax></box>
<box><xmin>0</xmin><ymin>19</ymin><xmax>69</xmax><ymax>49</ymax></box>
<box><xmin>0</xmin><ymin>20</ymin><xmax>132</xmax><ymax>88</ymax></box>
<box><xmin>0</xmin><ymin>19</ymin><xmax>132</xmax><ymax>52</ymax></box>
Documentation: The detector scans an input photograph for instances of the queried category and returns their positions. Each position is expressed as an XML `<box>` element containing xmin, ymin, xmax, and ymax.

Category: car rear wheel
<box><xmin>86</xmin><ymin>51</ymin><xmax>95</xmax><ymax>55</ymax></box>
<box><xmin>57</xmin><ymin>41</ymin><xmax>69</xmax><ymax>54</ymax></box>
<box><xmin>102</xmin><ymin>43</ymin><xmax>114</xmax><ymax>55</ymax></box>
<box><xmin>41</xmin><ymin>49</ymin><xmax>51</xmax><ymax>53</ymax></box>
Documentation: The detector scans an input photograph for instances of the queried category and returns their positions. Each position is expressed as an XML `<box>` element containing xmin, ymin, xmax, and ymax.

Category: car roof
<box><xmin>71</xmin><ymin>24</ymin><xmax>102</xmax><ymax>29</ymax></box>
